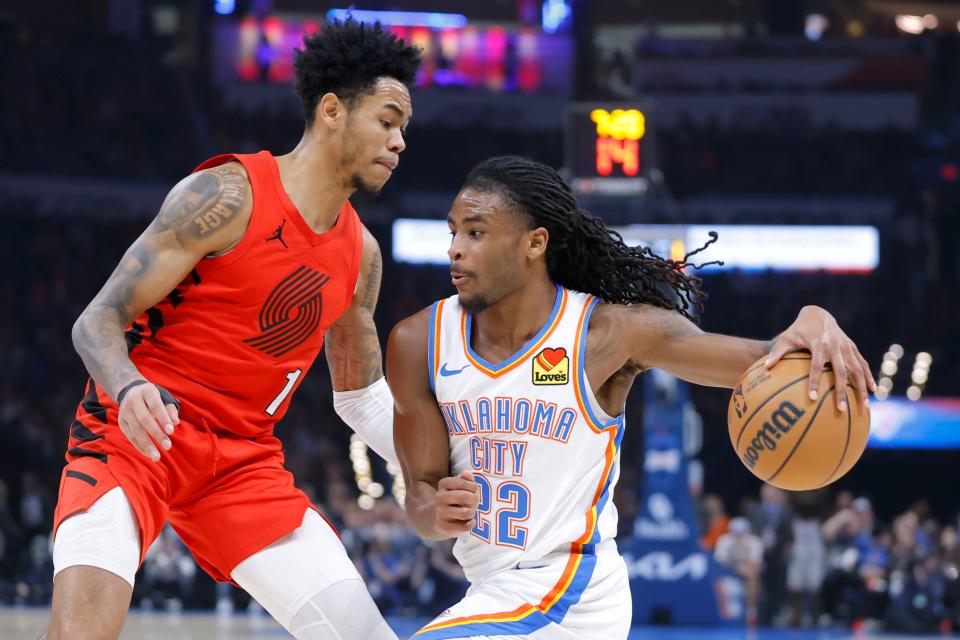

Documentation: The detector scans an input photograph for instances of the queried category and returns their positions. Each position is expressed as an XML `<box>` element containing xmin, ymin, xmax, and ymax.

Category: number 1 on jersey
<box><xmin>266</xmin><ymin>368</ymin><xmax>303</xmax><ymax>416</ymax></box>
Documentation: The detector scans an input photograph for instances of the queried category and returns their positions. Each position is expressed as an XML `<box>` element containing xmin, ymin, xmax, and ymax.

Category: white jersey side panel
<box><xmin>427</xmin><ymin>286</ymin><xmax>624</xmax><ymax>583</ymax></box>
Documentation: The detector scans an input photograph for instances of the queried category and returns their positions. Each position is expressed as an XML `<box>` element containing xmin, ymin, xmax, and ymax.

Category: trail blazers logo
<box><xmin>533</xmin><ymin>347</ymin><xmax>569</xmax><ymax>385</ymax></box>
<box><xmin>245</xmin><ymin>266</ymin><xmax>329</xmax><ymax>358</ymax></box>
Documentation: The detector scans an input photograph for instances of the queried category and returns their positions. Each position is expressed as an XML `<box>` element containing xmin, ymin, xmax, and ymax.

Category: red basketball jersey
<box><xmin>119</xmin><ymin>151</ymin><xmax>363</xmax><ymax>437</ymax></box>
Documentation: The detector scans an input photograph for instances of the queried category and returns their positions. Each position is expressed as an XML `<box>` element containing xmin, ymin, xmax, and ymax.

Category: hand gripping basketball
<box><xmin>117</xmin><ymin>379</ymin><xmax>181</xmax><ymax>462</ymax></box>
<box><xmin>730</xmin><ymin>353</ymin><xmax>870</xmax><ymax>491</ymax></box>
<box><xmin>434</xmin><ymin>470</ymin><xmax>481</xmax><ymax>538</ymax></box>
<box><xmin>765</xmin><ymin>305</ymin><xmax>877</xmax><ymax>411</ymax></box>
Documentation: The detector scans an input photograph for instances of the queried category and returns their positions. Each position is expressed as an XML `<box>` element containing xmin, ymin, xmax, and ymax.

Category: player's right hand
<box><xmin>434</xmin><ymin>470</ymin><xmax>481</xmax><ymax>538</ymax></box>
<box><xmin>117</xmin><ymin>380</ymin><xmax>181</xmax><ymax>462</ymax></box>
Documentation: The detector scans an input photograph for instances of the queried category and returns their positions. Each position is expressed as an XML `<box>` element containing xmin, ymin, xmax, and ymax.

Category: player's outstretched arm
<box><xmin>387</xmin><ymin>310</ymin><xmax>480</xmax><ymax>540</ymax></box>
<box><xmin>325</xmin><ymin>227</ymin><xmax>398</xmax><ymax>465</ymax></box>
<box><xmin>612</xmin><ymin>303</ymin><xmax>876</xmax><ymax>410</ymax></box>
<box><xmin>72</xmin><ymin>163</ymin><xmax>251</xmax><ymax>459</ymax></box>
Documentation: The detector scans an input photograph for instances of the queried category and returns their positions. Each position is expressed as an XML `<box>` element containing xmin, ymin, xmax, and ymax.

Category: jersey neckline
<box><xmin>264</xmin><ymin>151</ymin><xmax>352</xmax><ymax>247</ymax></box>
<box><xmin>460</xmin><ymin>284</ymin><xmax>567</xmax><ymax>378</ymax></box>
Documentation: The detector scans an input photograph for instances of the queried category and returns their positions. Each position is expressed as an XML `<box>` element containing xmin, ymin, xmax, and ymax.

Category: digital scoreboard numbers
<box><xmin>565</xmin><ymin>103</ymin><xmax>655</xmax><ymax>197</ymax></box>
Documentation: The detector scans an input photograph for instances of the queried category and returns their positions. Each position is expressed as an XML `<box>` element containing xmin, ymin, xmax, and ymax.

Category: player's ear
<box><xmin>527</xmin><ymin>227</ymin><xmax>548</xmax><ymax>260</ymax></box>
<box><xmin>316</xmin><ymin>93</ymin><xmax>344</xmax><ymax>130</ymax></box>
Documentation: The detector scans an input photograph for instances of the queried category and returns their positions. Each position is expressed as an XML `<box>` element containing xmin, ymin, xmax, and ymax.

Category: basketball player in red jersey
<box><xmin>46</xmin><ymin>20</ymin><xmax>419</xmax><ymax>640</ymax></box>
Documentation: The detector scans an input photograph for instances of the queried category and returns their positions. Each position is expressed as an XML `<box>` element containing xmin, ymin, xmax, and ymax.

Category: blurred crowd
<box><xmin>702</xmin><ymin>486</ymin><xmax>960</xmax><ymax>633</ymax></box>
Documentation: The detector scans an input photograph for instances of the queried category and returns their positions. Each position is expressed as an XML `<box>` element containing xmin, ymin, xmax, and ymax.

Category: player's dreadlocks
<box><xmin>462</xmin><ymin>156</ymin><xmax>721</xmax><ymax>322</ymax></box>
<box><xmin>294</xmin><ymin>18</ymin><xmax>421</xmax><ymax>127</ymax></box>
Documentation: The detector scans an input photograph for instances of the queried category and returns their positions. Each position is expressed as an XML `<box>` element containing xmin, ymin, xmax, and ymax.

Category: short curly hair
<box><xmin>293</xmin><ymin>19</ymin><xmax>421</xmax><ymax>127</ymax></box>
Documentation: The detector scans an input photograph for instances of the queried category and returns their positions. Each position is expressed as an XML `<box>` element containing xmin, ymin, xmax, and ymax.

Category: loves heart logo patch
<box><xmin>533</xmin><ymin>347</ymin><xmax>569</xmax><ymax>385</ymax></box>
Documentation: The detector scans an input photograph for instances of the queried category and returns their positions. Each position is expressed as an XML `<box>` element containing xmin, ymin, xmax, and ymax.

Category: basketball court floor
<box><xmin>2</xmin><ymin>609</ymin><xmax>957</xmax><ymax>640</ymax></box>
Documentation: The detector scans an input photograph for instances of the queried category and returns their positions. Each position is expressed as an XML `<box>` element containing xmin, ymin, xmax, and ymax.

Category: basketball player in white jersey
<box><xmin>387</xmin><ymin>156</ymin><xmax>876</xmax><ymax>639</ymax></box>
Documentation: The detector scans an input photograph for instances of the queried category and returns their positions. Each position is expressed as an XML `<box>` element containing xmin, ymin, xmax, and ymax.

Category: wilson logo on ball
<box><xmin>742</xmin><ymin>401</ymin><xmax>805</xmax><ymax>469</ymax></box>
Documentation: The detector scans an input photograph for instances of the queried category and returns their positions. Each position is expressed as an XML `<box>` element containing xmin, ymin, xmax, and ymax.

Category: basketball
<box><xmin>728</xmin><ymin>353</ymin><xmax>870</xmax><ymax>491</ymax></box>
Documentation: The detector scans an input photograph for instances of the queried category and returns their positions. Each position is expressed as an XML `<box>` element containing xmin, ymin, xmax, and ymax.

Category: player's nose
<box><xmin>447</xmin><ymin>238</ymin><xmax>464</xmax><ymax>262</ymax></box>
<box><xmin>388</xmin><ymin>129</ymin><xmax>405</xmax><ymax>154</ymax></box>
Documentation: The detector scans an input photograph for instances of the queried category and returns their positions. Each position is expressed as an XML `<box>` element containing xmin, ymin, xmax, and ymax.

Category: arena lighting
<box><xmin>805</xmin><ymin>14</ymin><xmax>829</xmax><ymax>41</ymax></box>
<box><xmin>895</xmin><ymin>15</ymin><xmax>926</xmax><ymax>34</ymax></box>
<box><xmin>214</xmin><ymin>0</ymin><xmax>235</xmax><ymax>15</ymax></box>
<box><xmin>392</xmin><ymin>220</ymin><xmax>880</xmax><ymax>272</ymax></box>
<box><xmin>907</xmin><ymin>386</ymin><xmax>922</xmax><ymax>401</ymax></box>
<box><xmin>387</xmin><ymin>462</ymin><xmax>406</xmax><ymax>505</ymax></box>
<box><xmin>890</xmin><ymin>344</ymin><xmax>905</xmax><ymax>358</ymax></box>
<box><xmin>350</xmin><ymin>434</ymin><xmax>380</xmax><ymax>508</ymax></box>
<box><xmin>880</xmin><ymin>360</ymin><xmax>898</xmax><ymax>376</ymax></box>
<box><xmin>875</xmin><ymin>387</ymin><xmax>889</xmax><ymax>400</ymax></box>
<box><xmin>922</xmin><ymin>14</ymin><xmax>939</xmax><ymax>30</ymax></box>
<box><xmin>326</xmin><ymin>9</ymin><xmax>467</xmax><ymax>29</ymax></box>
<box><xmin>878</xmin><ymin>378</ymin><xmax>894</xmax><ymax>392</ymax></box>
<box><xmin>542</xmin><ymin>0</ymin><xmax>572</xmax><ymax>34</ymax></box>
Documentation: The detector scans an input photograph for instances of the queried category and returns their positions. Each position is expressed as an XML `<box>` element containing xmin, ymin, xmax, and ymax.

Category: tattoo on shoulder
<box><xmin>155</xmin><ymin>165</ymin><xmax>249</xmax><ymax>245</ymax></box>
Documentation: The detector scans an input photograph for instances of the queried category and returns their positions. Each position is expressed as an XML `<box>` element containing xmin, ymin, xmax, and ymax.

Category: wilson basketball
<box><xmin>728</xmin><ymin>352</ymin><xmax>870</xmax><ymax>491</ymax></box>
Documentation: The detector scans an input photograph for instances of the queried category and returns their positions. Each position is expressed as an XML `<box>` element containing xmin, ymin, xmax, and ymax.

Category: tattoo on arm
<box><xmin>361</xmin><ymin>248</ymin><xmax>382</xmax><ymax>311</ymax></box>
<box><xmin>72</xmin><ymin>165</ymin><xmax>250</xmax><ymax>400</ymax></box>
<box><xmin>327</xmin><ymin>245</ymin><xmax>385</xmax><ymax>391</ymax></box>
<box><xmin>623</xmin><ymin>303</ymin><xmax>703</xmax><ymax>369</ymax></box>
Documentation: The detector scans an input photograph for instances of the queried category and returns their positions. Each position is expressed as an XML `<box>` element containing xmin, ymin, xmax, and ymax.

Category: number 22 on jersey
<box><xmin>471</xmin><ymin>474</ymin><xmax>531</xmax><ymax>549</ymax></box>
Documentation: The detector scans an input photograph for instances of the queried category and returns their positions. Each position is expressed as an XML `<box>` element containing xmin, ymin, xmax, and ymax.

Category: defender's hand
<box><xmin>117</xmin><ymin>381</ymin><xmax>180</xmax><ymax>461</ymax></box>
<box><xmin>766</xmin><ymin>306</ymin><xmax>877</xmax><ymax>411</ymax></box>
<box><xmin>434</xmin><ymin>470</ymin><xmax>481</xmax><ymax>538</ymax></box>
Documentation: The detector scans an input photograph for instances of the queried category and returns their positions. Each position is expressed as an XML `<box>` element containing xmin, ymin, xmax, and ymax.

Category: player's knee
<box><xmin>289</xmin><ymin>578</ymin><xmax>397</xmax><ymax>640</ymax></box>
<box><xmin>46</xmin><ymin>615</ymin><xmax>113</xmax><ymax>640</ymax></box>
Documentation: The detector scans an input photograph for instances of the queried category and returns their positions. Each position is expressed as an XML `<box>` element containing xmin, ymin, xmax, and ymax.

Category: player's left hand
<box><xmin>765</xmin><ymin>305</ymin><xmax>877</xmax><ymax>411</ymax></box>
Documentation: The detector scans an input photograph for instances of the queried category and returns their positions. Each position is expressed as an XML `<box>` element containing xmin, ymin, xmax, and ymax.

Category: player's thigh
<box><xmin>49</xmin><ymin>487</ymin><xmax>142</xmax><ymax>639</ymax></box>
<box><xmin>231</xmin><ymin>508</ymin><xmax>394</xmax><ymax>638</ymax></box>
<box><xmin>53</xmin><ymin>486</ymin><xmax>142</xmax><ymax>587</ymax></box>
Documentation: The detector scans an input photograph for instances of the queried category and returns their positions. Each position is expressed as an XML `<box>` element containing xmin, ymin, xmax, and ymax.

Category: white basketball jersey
<box><xmin>427</xmin><ymin>285</ymin><xmax>624</xmax><ymax>583</ymax></box>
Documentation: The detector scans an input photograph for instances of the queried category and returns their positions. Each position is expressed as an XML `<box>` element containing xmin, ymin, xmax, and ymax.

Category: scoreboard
<box><xmin>565</xmin><ymin>103</ymin><xmax>656</xmax><ymax>197</ymax></box>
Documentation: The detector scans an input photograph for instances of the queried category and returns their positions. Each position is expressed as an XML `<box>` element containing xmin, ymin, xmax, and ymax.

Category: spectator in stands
<box><xmin>749</xmin><ymin>484</ymin><xmax>793</xmax><ymax>624</ymax></box>
<box><xmin>139</xmin><ymin>526</ymin><xmax>197</xmax><ymax>613</ymax></box>
<box><xmin>700</xmin><ymin>494</ymin><xmax>730</xmax><ymax>551</ymax></box>
<box><xmin>716</xmin><ymin>516</ymin><xmax>764</xmax><ymax>626</ymax></box>
<box><xmin>788</xmin><ymin>505</ymin><xmax>826</xmax><ymax>627</ymax></box>
<box><xmin>820</xmin><ymin>496</ymin><xmax>870</xmax><ymax>625</ymax></box>
<box><xmin>885</xmin><ymin>555</ymin><xmax>947</xmax><ymax>633</ymax></box>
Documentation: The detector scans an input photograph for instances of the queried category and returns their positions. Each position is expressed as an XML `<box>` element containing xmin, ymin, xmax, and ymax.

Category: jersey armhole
<box><xmin>575</xmin><ymin>297</ymin><xmax>622</xmax><ymax>432</ymax></box>
<box><xmin>427</xmin><ymin>300</ymin><xmax>445</xmax><ymax>397</ymax></box>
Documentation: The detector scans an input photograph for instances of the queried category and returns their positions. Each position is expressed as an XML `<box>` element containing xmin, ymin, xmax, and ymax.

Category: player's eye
<box><xmin>380</xmin><ymin>120</ymin><xmax>392</xmax><ymax>129</ymax></box>
<box><xmin>469</xmin><ymin>229</ymin><xmax>483</xmax><ymax>238</ymax></box>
